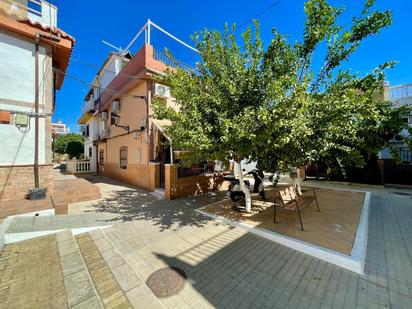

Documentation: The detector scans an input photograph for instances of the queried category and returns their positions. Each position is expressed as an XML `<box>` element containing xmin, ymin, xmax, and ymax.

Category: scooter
<box><xmin>224</xmin><ymin>169</ymin><xmax>266</xmax><ymax>203</ymax></box>
<box><xmin>269</xmin><ymin>172</ymin><xmax>280</xmax><ymax>186</ymax></box>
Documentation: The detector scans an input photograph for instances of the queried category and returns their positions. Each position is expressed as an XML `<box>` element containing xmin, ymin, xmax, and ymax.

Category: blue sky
<box><xmin>54</xmin><ymin>0</ymin><xmax>412</xmax><ymax>132</ymax></box>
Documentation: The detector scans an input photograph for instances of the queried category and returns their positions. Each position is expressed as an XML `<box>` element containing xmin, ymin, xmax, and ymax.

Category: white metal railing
<box><xmin>123</xmin><ymin>19</ymin><xmax>199</xmax><ymax>54</ymax></box>
<box><xmin>153</xmin><ymin>49</ymin><xmax>196</xmax><ymax>72</ymax></box>
<box><xmin>67</xmin><ymin>159</ymin><xmax>91</xmax><ymax>174</ymax></box>
<box><xmin>389</xmin><ymin>83</ymin><xmax>412</xmax><ymax>100</ymax></box>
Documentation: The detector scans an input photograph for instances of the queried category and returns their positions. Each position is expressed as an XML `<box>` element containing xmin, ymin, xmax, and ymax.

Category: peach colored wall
<box><xmin>165</xmin><ymin>164</ymin><xmax>226</xmax><ymax>200</ymax></box>
<box><xmin>102</xmin><ymin>81</ymin><xmax>150</xmax><ymax>165</ymax></box>
<box><xmin>99</xmin><ymin>161</ymin><xmax>159</xmax><ymax>191</ymax></box>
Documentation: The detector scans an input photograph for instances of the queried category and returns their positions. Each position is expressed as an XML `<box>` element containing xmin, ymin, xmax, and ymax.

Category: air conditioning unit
<box><xmin>154</xmin><ymin>83</ymin><xmax>171</xmax><ymax>98</ymax></box>
<box><xmin>99</xmin><ymin>111</ymin><xmax>108</xmax><ymax>120</ymax></box>
<box><xmin>111</xmin><ymin>100</ymin><xmax>121</xmax><ymax>113</ymax></box>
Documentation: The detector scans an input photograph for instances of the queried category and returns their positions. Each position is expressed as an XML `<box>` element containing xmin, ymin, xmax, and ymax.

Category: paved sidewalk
<box><xmin>0</xmin><ymin>235</ymin><xmax>68</xmax><ymax>309</ymax></box>
<box><xmin>69</xmin><ymin>178</ymin><xmax>412</xmax><ymax>308</ymax></box>
<box><xmin>1</xmin><ymin>177</ymin><xmax>412</xmax><ymax>308</ymax></box>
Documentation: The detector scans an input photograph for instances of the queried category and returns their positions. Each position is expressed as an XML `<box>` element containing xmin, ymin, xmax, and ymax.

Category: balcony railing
<box><xmin>67</xmin><ymin>159</ymin><xmax>91</xmax><ymax>174</ymax></box>
<box><xmin>82</xmin><ymin>99</ymin><xmax>95</xmax><ymax>115</ymax></box>
<box><xmin>153</xmin><ymin>49</ymin><xmax>196</xmax><ymax>73</ymax></box>
<box><xmin>389</xmin><ymin>83</ymin><xmax>412</xmax><ymax>100</ymax></box>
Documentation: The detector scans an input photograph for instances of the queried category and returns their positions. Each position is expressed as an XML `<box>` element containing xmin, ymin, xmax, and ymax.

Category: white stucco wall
<box><xmin>99</xmin><ymin>58</ymin><xmax>118</xmax><ymax>90</ymax></box>
<box><xmin>0</xmin><ymin>31</ymin><xmax>51</xmax><ymax>166</ymax></box>
<box><xmin>83</xmin><ymin>117</ymin><xmax>99</xmax><ymax>172</ymax></box>
<box><xmin>0</xmin><ymin>31</ymin><xmax>49</xmax><ymax>105</ymax></box>
<box><xmin>0</xmin><ymin>105</ymin><xmax>46</xmax><ymax>165</ymax></box>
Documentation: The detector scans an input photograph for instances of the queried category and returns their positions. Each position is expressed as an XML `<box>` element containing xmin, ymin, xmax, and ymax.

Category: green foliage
<box><xmin>153</xmin><ymin>0</ymin><xmax>410</xmax><ymax>172</ymax></box>
<box><xmin>55</xmin><ymin>133</ymin><xmax>84</xmax><ymax>156</ymax></box>
<box><xmin>65</xmin><ymin>140</ymin><xmax>84</xmax><ymax>159</ymax></box>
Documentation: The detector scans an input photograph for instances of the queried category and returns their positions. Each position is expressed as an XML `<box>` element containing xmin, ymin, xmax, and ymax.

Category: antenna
<box><xmin>102</xmin><ymin>40</ymin><xmax>123</xmax><ymax>53</ymax></box>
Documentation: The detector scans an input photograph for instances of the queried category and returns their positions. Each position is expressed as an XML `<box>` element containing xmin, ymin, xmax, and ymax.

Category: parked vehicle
<box><xmin>269</xmin><ymin>172</ymin><xmax>280</xmax><ymax>186</ymax></box>
<box><xmin>224</xmin><ymin>169</ymin><xmax>266</xmax><ymax>203</ymax></box>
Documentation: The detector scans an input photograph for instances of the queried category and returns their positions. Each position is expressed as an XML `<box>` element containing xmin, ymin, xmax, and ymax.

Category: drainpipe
<box><xmin>146</xmin><ymin>80</ymin><xmax>151</xmax><ymax>164</ymax></box>
<box><xmin>34</xmin><ymin>34</ymin><xmax>40</xmax><ymax>189</ymax></box>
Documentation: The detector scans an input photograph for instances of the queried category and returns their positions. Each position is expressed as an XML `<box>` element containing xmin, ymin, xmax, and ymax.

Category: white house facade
<box><xmin>0</xmin><ymin>0</ymin><xmax>74</xmax><ymax>200</ymax></box>
<box><xmin>380</xmin><ymin>83</ymin><xmax>412</xmax><ymax>163</ymax></box>
<box><xmin>78</xmin><ymin>52</ymin><xmax>131</xmax><ymax>173</ymax></box>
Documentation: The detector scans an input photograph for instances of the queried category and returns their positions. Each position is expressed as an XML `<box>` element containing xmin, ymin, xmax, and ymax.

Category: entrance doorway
<box><xmin>154</xmin><ymin>133</ymin><xmax>171</xmax><ymax>188</ymax></box>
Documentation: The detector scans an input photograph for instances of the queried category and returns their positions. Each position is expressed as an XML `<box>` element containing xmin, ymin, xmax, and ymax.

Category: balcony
<box><xmin>82</xmin><ymin>99</ymin><xmax>95</xmax><ymax>115</ymax></box>
<box><xmin>153</xmin><ymin>49</ymin><xmax>196</xmax><ymax>73</ymax></box>
<box><xmin>0</xmin><ymin>0</ymin><xmax>57</xmax><ymax>27</ymax></box>
<box><xmin>389</xmin><ymin>83</ymin><xmax>412</xmax><ymax>101</ymax></box>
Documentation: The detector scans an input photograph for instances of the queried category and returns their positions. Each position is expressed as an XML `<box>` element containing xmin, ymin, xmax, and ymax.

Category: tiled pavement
<box><xmin>75</xmin><ymin>233</ymin><xmax>132</xmax><ymax>308</ymax></box>
<box><xmin>0</xmin><ymin>234</ymin><xmax>68</xmax><ymax>308</ymax></box>
<box><xmin>1</xmin><ymin>177</ymin><xmax>412</xmax><ymax>308</ymax></box>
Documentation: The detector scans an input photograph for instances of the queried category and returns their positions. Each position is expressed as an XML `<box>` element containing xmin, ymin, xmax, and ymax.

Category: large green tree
<box><xmin>55</xmin><ymin>133</ymin><xmax>84</xmax><ymax>158</ymax></box>
<box><xmin>154</xmin><ymin>0</ymin><xmax>410</xmax><ymax>211</ymax></box>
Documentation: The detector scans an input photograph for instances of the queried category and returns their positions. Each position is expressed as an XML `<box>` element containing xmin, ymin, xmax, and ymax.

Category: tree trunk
<box><xmin>295</xmin><ymin>166</ymin><xmax>303</xmax><ymax>191</ymax></box>
<box><xmin>234</xmin><ymin>161</ymin><xmax>252</xmax><ymax>212</ymax></box>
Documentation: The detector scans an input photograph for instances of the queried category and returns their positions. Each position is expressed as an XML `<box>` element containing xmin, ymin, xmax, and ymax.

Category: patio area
<box><xmin>203</xmin><ymin>186</ymin><xmax>366</xmax><ymax>255</ymax></box>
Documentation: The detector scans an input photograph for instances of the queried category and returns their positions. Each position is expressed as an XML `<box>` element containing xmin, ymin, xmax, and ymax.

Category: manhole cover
<box><xmin>146</xmin><ymin>267</ymin><xmax>187</xmax><ymax>297</ymax></box>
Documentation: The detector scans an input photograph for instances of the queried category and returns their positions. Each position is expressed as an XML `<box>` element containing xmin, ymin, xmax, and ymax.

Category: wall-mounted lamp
<box><xmin>111</xmin><ymin>112</ymin><xmax>129</xmax><ymax>132</ymax></box>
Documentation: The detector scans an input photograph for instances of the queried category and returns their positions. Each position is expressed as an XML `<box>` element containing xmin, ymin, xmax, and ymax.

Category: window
<box><xmin>400</xmin><ymin>149</ymin><xmax>412</xmax><ymax>163</ymax></box>
<box><xmin>88</xmin><ymin>147</ymin><xmax>92</xmax><ymax>158</ymax></box>
<box><xmin>120</xmin><ymin>146</ymin><xmax>128</xmax><ymax>169</ymax></box>
<box><xmin>99</xmin><ymin>150</ymin><xmax>104</xmax><ymax>166</ymax></box>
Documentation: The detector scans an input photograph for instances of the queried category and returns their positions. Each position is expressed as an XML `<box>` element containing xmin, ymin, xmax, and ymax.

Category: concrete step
<box><xmin>3</xmin><ymin>214</ymin><xmax>113</xmax><ymax>244</ymax></box>
<box><xmin>151</xmin><ymin>188</ymin><xmax>165</xmax><ymax>199</ymax></box>
<box><xmin>0</xmin><ymin>196</ymin><xmax>54</xmax><ymax>219</ymax></box>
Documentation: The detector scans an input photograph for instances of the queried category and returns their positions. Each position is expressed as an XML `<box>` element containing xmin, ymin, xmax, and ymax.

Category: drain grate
<box><xmin>146</xmin><ymin>267</ymin><xmax>187</xmax><ymax>297</ymax></box>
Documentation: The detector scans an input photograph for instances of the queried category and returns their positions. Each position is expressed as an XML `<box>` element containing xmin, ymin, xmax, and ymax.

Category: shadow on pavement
<box><xmin>83</xmin><ymin>180</ymin><xmax>226</xmax><ymax>231</ymax></box>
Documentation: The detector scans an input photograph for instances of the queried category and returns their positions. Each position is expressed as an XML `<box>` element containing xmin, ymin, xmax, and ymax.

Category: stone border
<box><xmin>195</xmin><ymin>189</ymin><xmax>371</xmax><ymax>275</ymax></box>
<box><xmin>4</xmin><ymin>226</ymin><xmax>112</xmax><ymax>244</ymax></box>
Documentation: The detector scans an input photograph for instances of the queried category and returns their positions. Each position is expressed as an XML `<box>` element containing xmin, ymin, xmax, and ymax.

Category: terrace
<box><xmin>197</xmin><ymin>182</ymin><xmax>371</xmax><ymax>274</ymax></box>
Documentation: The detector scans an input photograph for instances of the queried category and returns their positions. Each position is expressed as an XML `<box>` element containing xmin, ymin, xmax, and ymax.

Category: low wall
<box><xmin>100</xmin><ymin>162</ymin><xmax>159</xmax><ymax>191</ymax></box>
<box><xmin>165</xmin><ymin>164</ymin><xmax>226</xmax><ymax>200</ymax></box>
<box><xmin>0</xmin><ymin>164</ymin><xmax>53</xmax><ymax>201</ymax></box>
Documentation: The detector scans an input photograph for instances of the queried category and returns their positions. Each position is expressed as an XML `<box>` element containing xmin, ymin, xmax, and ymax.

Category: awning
<box><xmin>77</xmin><ymin>112</ymin><xmax>93</xmax><ymax>125</ymax></box>
<box><xmin>152</xmin><ymin>119</ymin><xmax>173</xmax><ymax>163</ymax></box>
<box><xmin>152</xmin><ymin>119</ymin><xmax>172</xmax><ymax>140</ymax></box>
